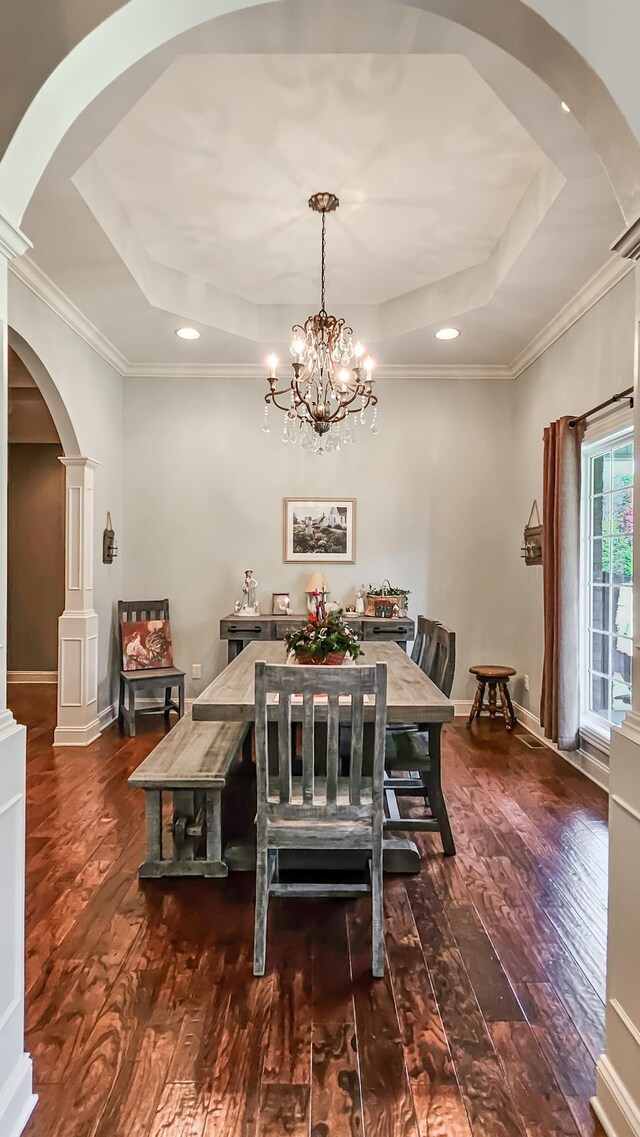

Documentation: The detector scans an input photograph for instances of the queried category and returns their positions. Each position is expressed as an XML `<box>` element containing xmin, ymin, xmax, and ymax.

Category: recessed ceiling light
<box><xmin>175</xmin><ymin>327</ymin><xmax>200</xmax><ymax>340</ymax></box>
<box><xmin>435</xmin><ymin>327</ymin><xmax>460</xmax><ymax>340</ymax></box>
<box><xmin>561</xmin><ymin>101</ymin><xmax>571</xmax><ymax>114</ymax></box>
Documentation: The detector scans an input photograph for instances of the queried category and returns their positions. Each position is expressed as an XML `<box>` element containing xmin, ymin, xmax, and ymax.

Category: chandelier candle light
<box><xmin>263</xmin><ymin>192</ymin><xmax>378</xmax><ymax>452</ymax></box>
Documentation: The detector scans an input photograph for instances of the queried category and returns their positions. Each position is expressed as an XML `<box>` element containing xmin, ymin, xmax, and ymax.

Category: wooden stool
<box><xmin>467</xmin><ymin>666</ymin><xmax>517</xmax><ymax>732</ymax></box>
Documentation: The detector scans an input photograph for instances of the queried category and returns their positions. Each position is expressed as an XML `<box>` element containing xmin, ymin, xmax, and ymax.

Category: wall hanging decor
<box><xmin>102</xmin><ymin>512</ymin><xmax>117</xmax><ymax>564</ymax></box>
<box><xmin>521</xmin><ymin>500</ymin><xmax>543</xmax><ymax>565</ymax></box>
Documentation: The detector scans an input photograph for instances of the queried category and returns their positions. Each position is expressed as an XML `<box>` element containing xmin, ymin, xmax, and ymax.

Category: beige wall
<box><xmin>511</xmin><ymin>271</ymin><xmax>636</xmax><ymax>720</ymax></box>
<box><xmin>8</xmin><ymin>444</ymin><xmax>64</xmax><ymax>672</ymax></box>
<box><xmin>123</xmin><ymin>374</ymin><xmax>516</xmax><ymax>700</ymax></box>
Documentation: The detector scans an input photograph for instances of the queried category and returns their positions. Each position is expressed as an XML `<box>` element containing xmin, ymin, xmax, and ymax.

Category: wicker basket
<box><xmin>296</xmin><ymin>651</ymin><xmax>346</xmax><ymax>666</ymax></box>
<box><xmin>366</xmin><ymin>579</ymin><xmax>408</xmax><ymax>618</ymax></box>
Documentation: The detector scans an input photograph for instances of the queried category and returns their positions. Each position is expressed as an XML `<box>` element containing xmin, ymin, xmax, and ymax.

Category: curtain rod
<box><xmin>569</xmin><ymin>386</ymin><xmax>634</xmax><ymax>429</ymax></box>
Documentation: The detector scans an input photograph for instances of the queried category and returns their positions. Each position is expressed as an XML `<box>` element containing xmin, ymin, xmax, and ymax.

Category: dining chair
<box><xmin>118</xmin><ymin>599</ymin><xmax>185</xmax><ymax>737</ymax></box>
<box><xmin>384</xmin><ymin>623</ymin><xmax>456</xmax><ymax>856</ymax></box>
<box><xmin>253</xmin><ymin>660</ymin><xmax>388</xmax><ymax>978</ymax></box>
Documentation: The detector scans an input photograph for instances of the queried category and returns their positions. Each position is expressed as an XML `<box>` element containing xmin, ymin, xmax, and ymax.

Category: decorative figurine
<box><xmin>234</xmin><ymin>600</ymin><xmax>242</xmax><ymax>614</ymax></box>
<box><xmin>355</xmin><ymin>584</ymin><xmax>366</xmax><ymax>615</ymax></box>
<box><xmin>240</xmin><ymin>569</ymin><xmax>259</xmax><ymax>615</ymax></box>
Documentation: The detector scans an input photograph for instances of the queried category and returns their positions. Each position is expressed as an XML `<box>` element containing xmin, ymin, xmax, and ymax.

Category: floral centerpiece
<box><xmin>285</xmin><ymin>608</ymin><xmax>364</xmax><ymax>665</ymax></box>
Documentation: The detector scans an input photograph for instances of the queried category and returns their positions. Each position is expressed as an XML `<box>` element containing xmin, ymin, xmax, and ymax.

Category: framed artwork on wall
<box><xmin>283</xmin><ymin>498</ymin><xmax>356</xmax><ymax>563</ymax></box>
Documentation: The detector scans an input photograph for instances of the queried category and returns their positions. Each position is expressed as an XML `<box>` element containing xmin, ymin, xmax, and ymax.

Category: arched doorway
<box><xmin>8</xmin><ymin>331</ymin><xmax>101</xmax><ymax>747</ymax></box>
<box><xmin>0</xmin><ymin>5</ymin><xmax>638</xmax><ymax>1137</ymax></box>
<box><xmin>7</xmin><ymin>346</ymin><xmax>64</xmax><ymax>685</ymax></box>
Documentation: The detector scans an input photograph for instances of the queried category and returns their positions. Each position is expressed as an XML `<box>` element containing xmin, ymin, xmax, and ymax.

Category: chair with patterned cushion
<box><xmin>118</xmin><ymin>599</ymin><xmax>185</xmax><ymax>737</ymax></box>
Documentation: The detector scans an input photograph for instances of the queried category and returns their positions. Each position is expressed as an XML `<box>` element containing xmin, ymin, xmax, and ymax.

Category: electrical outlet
<box><xmin>524</xmin><ymin>674</ymin><xmax>530</xmax><ymax>691</ymax></box>
<box><xmin>191</xmin><ymin>663</ymin><xmax>202</xmax><ymax>680</ymax></box>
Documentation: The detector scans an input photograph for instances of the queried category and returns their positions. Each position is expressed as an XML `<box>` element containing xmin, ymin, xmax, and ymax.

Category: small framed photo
<box><xmin>272</xmin><ymin>592</ymin><xmax>292</xmax><ymax>615</ymax></box>
<box><xmin>283</xmin><ymin>498</ymin><xmax>356</xmax><ymax>563</ymax></box>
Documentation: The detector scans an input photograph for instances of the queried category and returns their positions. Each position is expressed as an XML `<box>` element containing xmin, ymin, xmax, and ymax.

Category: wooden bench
<box><xmin>128</xmin><ymin>715</ymin><xmax>250</xmax><ymax>878</ymax></box>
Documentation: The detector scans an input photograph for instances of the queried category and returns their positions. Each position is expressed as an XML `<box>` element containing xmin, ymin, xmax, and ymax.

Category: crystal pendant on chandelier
<box><xmin>262</xmin><ymin>192</ymin><xmax>378</xmax><ymax>448</ymax></box>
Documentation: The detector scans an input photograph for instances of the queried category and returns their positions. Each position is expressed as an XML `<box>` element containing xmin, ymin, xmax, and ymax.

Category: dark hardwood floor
<box><xmin>11</xmin><ymin>684</ymin><xmax>608</xmax><ymax>1137</ymax></box>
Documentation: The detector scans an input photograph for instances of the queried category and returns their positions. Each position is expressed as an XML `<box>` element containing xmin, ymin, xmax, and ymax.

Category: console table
<box><xmin>220</xmin><ymin>612</ymin><xmax>415</xmax><ymax>663</ymax></box>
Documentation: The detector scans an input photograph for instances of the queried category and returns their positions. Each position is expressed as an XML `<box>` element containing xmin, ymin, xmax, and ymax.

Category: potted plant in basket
<box><xmin>285</xmin><ymin>608</ymin><xmax>364</xmax><ymax>665</ymax></box>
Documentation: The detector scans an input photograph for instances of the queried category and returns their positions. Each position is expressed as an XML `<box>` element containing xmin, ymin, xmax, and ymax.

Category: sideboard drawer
<box><xmin>273</xmin><ymin>620</ymin><xmax>307</xmax><ymax>640</ymax></box>
<box><xmin>362</xmin><ymin>621</ymin><xmax>414</xmax><ymax>642</ymax></box>
<box><xmin>220</xmin><ymin>619</ymin><xmax>273</xmax><ymax>641</ymax></box>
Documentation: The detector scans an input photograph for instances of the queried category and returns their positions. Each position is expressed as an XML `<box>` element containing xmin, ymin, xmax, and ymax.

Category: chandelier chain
<box><xmin>321</xmin><ymin>210</ymin><xmax>326</xmax><ymax>314</ymax></box>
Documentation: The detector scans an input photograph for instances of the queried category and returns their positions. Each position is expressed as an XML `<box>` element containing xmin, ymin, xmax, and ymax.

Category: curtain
<box><xmin>540</xmin><ymin>415</ymin><xmax>585</xmax><ymax>750</ymax></box>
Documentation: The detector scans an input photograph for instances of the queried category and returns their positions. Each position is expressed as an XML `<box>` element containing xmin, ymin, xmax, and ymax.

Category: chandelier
<box><xmin>263</xmin><ymin>192</ymin><xmax>378</xmax><ymax>452</ymax></box>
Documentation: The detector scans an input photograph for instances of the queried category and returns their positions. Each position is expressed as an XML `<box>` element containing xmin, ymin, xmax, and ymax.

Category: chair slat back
<box><xmin>254</xmin><ymin>662</ymin><xmax>387</xmax><ymax>821</ymax></box>
<box><xmin>118</xmin><ymin>599</ymin><xmax>170</xmax><ymax>624</ymax></box>
<box><xmin>429</xmin><ymin>624</ymin><xmax>456</xmax><ymax>697</ymax></box>
<box><xmin>415</xmin><ymin>616</ymin><xmax>440</xmax><ymax>673</ymax></box>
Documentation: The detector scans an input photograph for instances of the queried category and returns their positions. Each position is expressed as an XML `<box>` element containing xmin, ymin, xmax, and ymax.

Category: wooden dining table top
<box><xmin>192</xmin><ymin>641</ymin><xmax>454</xmax><ymax>724</ymax></box>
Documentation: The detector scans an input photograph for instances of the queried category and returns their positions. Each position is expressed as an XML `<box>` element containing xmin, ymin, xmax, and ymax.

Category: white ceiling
<box><xmin>83</xmin><ymin>53</ymin><xmax>546</xmax><ymax>307</ymax></box>
<box><xmin>19</xmin><ymin>0</ymin><xmax>624</xmax><ymax>372</ymax></box>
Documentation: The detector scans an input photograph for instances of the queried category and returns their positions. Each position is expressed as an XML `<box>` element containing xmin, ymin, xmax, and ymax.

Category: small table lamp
<box><xmin>305</xmin><ymin>571</ymin><xmax>328</xmax><ymax>613</ymax></box>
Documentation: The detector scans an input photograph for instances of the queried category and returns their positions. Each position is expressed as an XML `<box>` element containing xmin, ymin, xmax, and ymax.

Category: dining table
<box><xmin>192</xmin><ymin>640</ymin><xmax>454</xmax><ymax>873</ymax></box>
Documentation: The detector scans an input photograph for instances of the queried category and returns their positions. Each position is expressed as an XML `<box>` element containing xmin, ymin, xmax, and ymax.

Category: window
<box><xmin>582</xmin><ymin>427</ymin><xmax>633</xmax><ymax>735</ymax></box>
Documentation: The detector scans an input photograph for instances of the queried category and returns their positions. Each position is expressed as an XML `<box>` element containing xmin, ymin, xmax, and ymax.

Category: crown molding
<box><xmin>8</xmin><ymin>255</ymin><xmax>128</xmax><ymax>374</ymax></box>
<box><xmin>0</xmin><ymin>213</ymin><xmax>32</xmax><ymax>260</ymax></box>
<box><xmin>510</xmin><ymin>254</ymin><xmax>634</xmax><ymax>379</ymax></box>
<box><xmin>124</xmin><ymin>360</ymin><xmax>513</xmax><ymax>380</ymax></box>
<box><xmin>8</xmin><ymin>251</ymin><xmax>633</xmax><ymax>384</ymax></box>
<box><xmin>611</xmin><ymin>214</ymin><xmax>640</xmax><ymax>261</ymax></box>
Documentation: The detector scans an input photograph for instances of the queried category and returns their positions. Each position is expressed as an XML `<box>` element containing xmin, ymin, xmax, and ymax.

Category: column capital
<box><xmin>0</xmin><ymin>212</ymin><xmax>32</xmax><ymax>260</ymax></box>
<box><xmin>611</xmin><ymin>214</ymin><xmax>640</xmax><ymax>261</ymax></box>
<box><xmin>59</xmin><ymin>456</ymin><xmax>100</xmax><ymax>470</ymax></box>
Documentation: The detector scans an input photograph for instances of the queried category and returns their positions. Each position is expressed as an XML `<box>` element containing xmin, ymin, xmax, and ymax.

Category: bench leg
<box><xmin>147</xmin><ymin>789</ymin><xmax>162</xmax><ymax>858</ymax></box>
<box><xmin>206</xmin><ymin>791</ymin><xmax>223</xmax><ymax>864</ymax></box>
<box><xmin>178</xmin><ymin>680</ymin><xmax>185</xmax><ymax>719</ymax></box>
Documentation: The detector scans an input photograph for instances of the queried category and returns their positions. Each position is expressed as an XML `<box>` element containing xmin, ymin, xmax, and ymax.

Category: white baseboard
<box><xmin>98</xmin><ymin>702</ymin><xmax>118</xmax><ymax>731</ymax></box>
<box><xmin>53</xmin><ymin>717</ymin><xmax>101</xmax><ymax>747</ymax></box>
<box><xmin>452</xmin><ymin>698</ymin><xmax>609</xmax><ymax>793</ymax></box>
<box><xmin>0</xmin><ymin>1054</ymin><xmax>37</xmax><ymax>1137</ymax></box>
<box><xmin>7</xmin><ymin>671</ymin><xmax>56</xmax><ymax>684</ymax></box>
<box><xmin>453</xmin><ymin>700</ymin><xmax>473</xmax><ymax>717</ymax></box>
<box><xmin>513</xmin><ymin>702</ymin><xmax>609</xmax><ymax>792</ymax></box>
<box><xmin>593</xmin><ymin>1055</ymin><xmax>640</xmax><ymax>1137</ymax></box>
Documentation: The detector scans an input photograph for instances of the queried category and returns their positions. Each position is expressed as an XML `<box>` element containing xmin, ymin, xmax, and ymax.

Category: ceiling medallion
<box><xmin>263</xmin><ymin>192</ymin><xmax>378</xmax><ymax>453</ymax></box>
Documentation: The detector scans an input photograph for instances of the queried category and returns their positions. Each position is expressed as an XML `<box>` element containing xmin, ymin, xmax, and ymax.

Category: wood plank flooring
<box><xmin>12</xmin><ymin>684</ymin><xmax>608</xmax><ymax>1137</ymax></box>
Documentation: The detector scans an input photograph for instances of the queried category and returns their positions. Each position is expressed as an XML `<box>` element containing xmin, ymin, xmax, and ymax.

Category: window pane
<box><xmin>611</xmin><ymin>488</ymin><xmax>633</xmax><ymax>535</ymax></box>
<box><xmin>584</xmin><ymin>432</ymin><xmax>633</xmax><ymax>731</ymax></box>
<box><xmin>591</xmin><ymin>674</ymin><xmax>609</xmax><ymax>720</ymax></box>
<box><xmin>612</xmin><ymin>442</ymin><xmax>633</xmax><ymax>489</ymax></box>
<box><xmin>591</xmin><ymin>631</ymin><xmax>609</xmax><ymax>674</ymax></box>
<box><xmin>592</xmin><ymin>538</ymin><xmax>610</xmax><ymax>583</ymax></box>
<box><xmin>592</xmin><ymin>452</ymin><xmax>611</xmax><ymax>494</ymax></box>
<box><xmin>591</xmin><ymin>586</ymin><xmax>610</xmax><ymax>632</ymax></box>
<box><xmin>612</xmin><ymin>584</ymin><xmax>633</xmax><ymax>639</ymax></box>
<box><xmin>612</xmin><ymin>538</ymin><xmax>633</xmax><ymax>585</ymax></box>
<box><xmin>611</xmin><ymin>678</ymin><xmax>631</xmax><ymax>726</ymax></box>
<box><xmin>592</xmin><ymin>494</ymin><xmax>611</xmax><ymax>536</ymax></box>
<box><xmin>612</xmin><ymin>636</ymin><xmax>632</xmax><ymax>685</ymax></box>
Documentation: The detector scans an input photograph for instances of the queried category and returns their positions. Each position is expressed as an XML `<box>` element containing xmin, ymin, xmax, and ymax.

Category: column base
<box><xmin>0</xmin><ymin>717</ymin><xmax>35</xmax><ymax>1137</ymax></box>
<box><xmin>0</xmin><ymin>1055</ymin><xmax>37</xmax><ymax>1137</ymax></box>
<box><xmin>53</xmin><ymin>716</ymin><xmax>101</xmax><ymax>746</ymax></box>
<box><xmin>56</xmin><ymin>609</ymin><xmax>99</xmax><ymax>747</ymax></box>
<box><xmin>593</xmin><ymin>1055</ymin><xmax>640</xmax><ymax>1137</ymax></box>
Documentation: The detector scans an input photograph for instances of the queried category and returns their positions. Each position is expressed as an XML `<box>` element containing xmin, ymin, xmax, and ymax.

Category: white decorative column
<box><xmin>0</xmin><ymin>216</ymin><xmax>37</xmax><ymax>1134</ymax></box>
<box><xmin>54</xmin><ymin>457</ymin><xmax>101</xmax><ymax>746</ymax></box>
<box><xmin>592</xmin><ymin>220</ymin><xmax>640</xmax><ymax>1137</ymax></box>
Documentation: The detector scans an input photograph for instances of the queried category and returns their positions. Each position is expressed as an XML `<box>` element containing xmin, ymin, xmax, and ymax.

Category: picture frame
<box><xmin>272</xmin><ymin>592</ymin><xmax>292</xmax><ymax>615</ymax></box>
<box><xmin>283</xmin><ymin>498</ymin><xmax>356</xmax><ymax>564</ymax></box>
